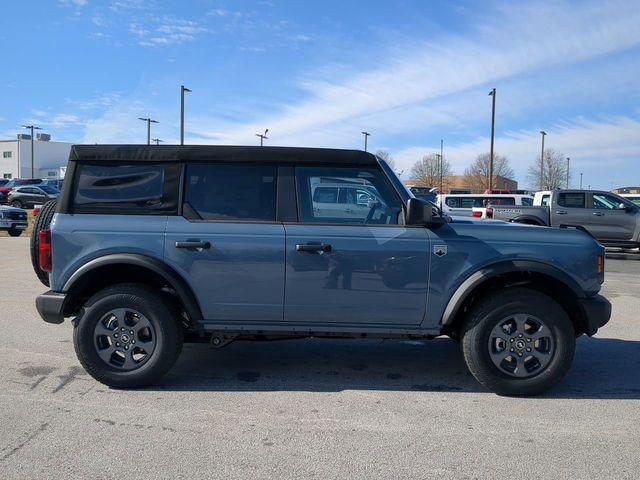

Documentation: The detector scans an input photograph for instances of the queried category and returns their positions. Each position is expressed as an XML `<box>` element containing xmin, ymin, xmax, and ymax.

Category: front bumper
<box><xmin>0</xmin><ymin>221</ymin><xmax>27</xmax><ymax>230</ymax></box>
<box><xmin>578</xmin><ymin>294</ymin><xmax>611</xmax><ymax>336</ymax></box>
<box><xmin>35</xmin><ymin>291</ymin><xmax>66</xmax><ymax>324</ymax></box>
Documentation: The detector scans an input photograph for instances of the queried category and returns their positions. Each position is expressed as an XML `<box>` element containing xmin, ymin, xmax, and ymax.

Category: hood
<box><xmin>0</xmin><ymin>205</ymin><xmax>26</xmax><ymax>213</ymax></box>
<box><xmin>448</xmin><ymin>215</ymin><xmax>516</xmax><ymax>226</ymax></box>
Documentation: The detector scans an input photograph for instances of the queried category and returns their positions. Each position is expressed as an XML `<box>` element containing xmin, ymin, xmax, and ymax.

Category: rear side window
<box><xmin>185</xmin><ymin>164</ymin><xmax>277</xmax><ymax>221</ymax></box>
<box><xmin>558</xmin><ymin>192</ymin><xmax>585</xmax><ymax>208</ymax></box>
<box><xmin>487</xmin><ymin>197</ymin><xmax>516</xmax><ymax>206</ymax></box>
<box><xmin>521</xmin><ymin>197</ymin><xmax>533</xmax><ymax>206</ymax></box>
<box><xmin>73</xmin><ymin>163</ymin><xmax>179</xmax><ymax>214</ymax></box>
<box><xmin>540</xmin><ymin>194</ymin><xmax>551</xmax><ymax>206</ymax></box>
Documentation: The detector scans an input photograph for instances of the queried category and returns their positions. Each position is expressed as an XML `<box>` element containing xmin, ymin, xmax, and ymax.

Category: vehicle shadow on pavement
<box><xmin>154</xmin><ymin>336</ymin><xmax>640</xmax><ymax>399</ymax></box>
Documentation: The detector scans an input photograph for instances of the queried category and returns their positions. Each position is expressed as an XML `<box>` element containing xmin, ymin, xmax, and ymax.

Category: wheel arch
<box><xmin>510</xmin><ymin>215</ymin><xmax>545</xmax><ymax>226</ymax></box>
<box><xmin>62</xmin><ymin>253</ymin><xmax>203</xmax><ymax>322</ymax></box>
<box><xmin>441</xmin><ymin>260</ymin><xmax>588</xmax><ymax>335</ymax></box>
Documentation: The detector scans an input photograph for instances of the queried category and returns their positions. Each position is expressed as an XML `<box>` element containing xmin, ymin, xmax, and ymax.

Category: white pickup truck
<box><xmin>472</xmin><ymin>190</ymin><xmax>640</xmax><ymax>250</ymax></box>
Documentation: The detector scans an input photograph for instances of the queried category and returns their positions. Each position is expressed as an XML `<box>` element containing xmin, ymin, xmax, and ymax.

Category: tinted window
<box><xmin>39</xmin><ymin>185</ymin><xmax>59</xmax><ymax>194</ymax></box>
<box><xmin>487</xmin><ymin>197</ymin><xmax>516</xmax><ymax>206</ymax></box>
<box><xmin>73</xmin><ymin>163</ymin><xmax>178</xmax><ymax>213</ymax></box>
<box><xmin>445</xmin><ymin>197</ymin><xmax>460</xmax><ymax>208</ymax></box>
<box><xmin>313</xmin><ymin>187</ymin><xmax>338</xmax><ymax>203</ymax></box>
<box><xmin>521</xmin><ymin>197</ymin><xmax>533</xmax><ymax>206</ymax></box>
<box><xmin>558</xmin><ymin>192</ymin><xmax>585</xmax><ymax>208</ymax></box>
<box><xmin>296</xmin><ymin>167</ymin><xmax>402</xmax><ymax>224</ymax></box>
<box><xmin>540</xmin><ymin>194</ymin><xmax>551</xmax><ymax>206</ymax></box>
<box><xmin>185</xmin><ymin>164</ymin><xmax>277</xmax><ymax>221</ymax></box>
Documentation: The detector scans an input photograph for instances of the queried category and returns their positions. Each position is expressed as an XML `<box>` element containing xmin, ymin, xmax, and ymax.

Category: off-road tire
<box><xmin>30</xmin><ymin>199</ymin><xmax>57</xmax><ymax>286</ymax></box>
<box><xmin>73</xmin><ymin>283</ymin><xmax>183</xmax><ymax>388</ymax></box>
<box><xmin>461</xmin><ymin>288</ymin><xmax>575</xmax><ymax>396</ymax></box>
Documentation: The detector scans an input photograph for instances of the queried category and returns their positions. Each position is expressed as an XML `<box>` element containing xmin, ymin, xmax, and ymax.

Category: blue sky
<box><xmin>1</xmin><ymin>0</ymin><xmax>639</xmax><ymax>189</ymax></box>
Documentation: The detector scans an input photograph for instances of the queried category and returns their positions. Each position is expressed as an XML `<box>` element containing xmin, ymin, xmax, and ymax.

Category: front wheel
<box><xmin>10</xmin><ymin>200</ymin><xmax>24</xmax><ymax>208</ymax></box>
<box><xmin>461</xmin><ymin>288</ymin><xmax>575</xmax><ymax>396</ymax></box>
<box><xmin>73</xmin><ymin>283</ymin><xmax>183</xmax><ymax>388</ymax></box>
<box><xmin>7</xmin><ymin>228</ymin><xmax>23</xmax><ymax>237</ymax></box>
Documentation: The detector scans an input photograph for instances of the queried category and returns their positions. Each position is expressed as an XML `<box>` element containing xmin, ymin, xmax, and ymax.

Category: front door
<box><xmin>588</xmin><ymin>192</ymin><xmax>637</xmax><ymax>241</ymax></box>
<box><xmin>164</xmin><ymin>163</ymin><xmax>285</xmax><ymax>323</ymax></box>
<box><xmin>283</xmin><ymin>165</ymin><xmax>430</xmax><ymax>326</ymax></box>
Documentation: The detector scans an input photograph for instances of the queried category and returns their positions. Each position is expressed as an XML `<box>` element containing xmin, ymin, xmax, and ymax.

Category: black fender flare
<box><xmin>441</xmin><ymin>260</ymin><xmax>585</xmax><ymax>326</ymax></box>
<box><xmin>63</xmin><ymin>253</ymin><xmax>203</xmax><ymax>321</ymax></box>
<box><xmin>509</xmin><ymin>215</ymin><xmax>546</xmax><ymax>226</ymax></box>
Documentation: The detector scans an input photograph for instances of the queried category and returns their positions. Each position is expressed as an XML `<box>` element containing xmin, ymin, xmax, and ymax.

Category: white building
<box><xmin>0</xmin><ymin>136</ymin><xmax>72</xmax><ymax>180</ymax></box>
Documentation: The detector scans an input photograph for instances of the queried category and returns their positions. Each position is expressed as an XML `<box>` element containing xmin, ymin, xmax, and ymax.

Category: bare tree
<box><xmin>375</xmin><ymin>149</ymin><xmax>396</xmax><ymax>170</ymax></box>
<box><xmin>527</xmin><ymin>148</ymin><xmax>568</xmax><ymax>190</ymax></box>
<box><xmin>410</xmin><ymin>153</ymin><xmax>452</xmax><ymax>189</ymax></box>
<box><xmin>463</xmin><ymin>153</ymin><xmax>515</xmax><ymax>192</ymax></box>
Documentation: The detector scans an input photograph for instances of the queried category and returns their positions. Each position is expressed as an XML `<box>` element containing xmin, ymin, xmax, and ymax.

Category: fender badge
<box><xmin>434</xmin><ymin>245</ymin><xmax>447</xmax><ymax>257</ymax></box>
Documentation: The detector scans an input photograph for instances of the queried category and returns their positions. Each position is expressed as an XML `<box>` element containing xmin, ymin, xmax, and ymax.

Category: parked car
<box><xmin>473</xmin><ymin>189</ymin><xmax>640</xmax><ymax>249</ymax></box>
<box><xmin>34</xmin><ymin>145</ymin><xmax>610</xmax><ymax>396</ymax></box>
<box><xmin>0</xmin><ymin>205</ymin><xmax>28</xmax><ymax>236</ymax></box>
<box><xmin>38</xmin><ymin>178</ymin><xmax>64</xmax><ymax>190</ymax></box>
<box><xmin>8</xmin><ymin>185</ymin><xmax>59</xmax><ymax>208</ymax></box>
<box><xmin>437</xmin><ymin>193</ymin><xmax>534</xmax><ymax>216</ymax></box>
<box><xmin>621</xmin><ymin>194</ymin><xmax>640</xmax><ymax>206</ymax></box>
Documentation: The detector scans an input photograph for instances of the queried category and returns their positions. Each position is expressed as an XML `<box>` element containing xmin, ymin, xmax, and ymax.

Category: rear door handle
<box><xmin>592</xmin><ymin>212</ymin><xmax>605</xmax><ymax>216</ymax></box>
<box><xmin>555</xmin><ymin>210</ymin><xmax>567</xmax><ymax>215</ymax></box>
<box><xmin>175</xmin><ymin>241</ymin><xmax>211</xmax><ymax>249</ymax></box>
<box><xmin>296</xmin><ymin>243</ymin><xmax>332</xmax><ymax>253</ymax></box>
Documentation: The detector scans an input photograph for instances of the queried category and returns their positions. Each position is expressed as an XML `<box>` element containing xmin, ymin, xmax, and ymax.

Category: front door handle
<box><xmin>592</xmin><ymin>212</ymin><xmax>605</xmax><ymax>216</ymax></box>
<box><xmin>296</xmin><ymin>243</ymin><xmax>332</xmax><ymax>253</ymax></box>
<box><xmin>175</xmin><ymin>241</ymin><xmax>211</xmax><ymax>249</ymax></box>
<box><xmin>555</xmin><ymin>210</ymin><xmax>567</xmax><ymax>215</ymax></box>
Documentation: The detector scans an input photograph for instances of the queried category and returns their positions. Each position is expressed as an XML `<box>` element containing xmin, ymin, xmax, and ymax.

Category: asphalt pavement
<box><xmin>1</xmin><ymin>237</ymin><xmax>638</xmax><ymax>479</ymax></box>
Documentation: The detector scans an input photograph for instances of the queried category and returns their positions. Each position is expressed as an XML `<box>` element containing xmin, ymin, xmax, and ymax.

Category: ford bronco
<box><xmin>34</xmin><ymin>145</ymin><xmax>611</xmax><ymax>396</ymax></box>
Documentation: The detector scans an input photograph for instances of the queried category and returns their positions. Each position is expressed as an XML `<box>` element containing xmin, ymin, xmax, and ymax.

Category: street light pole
<box><xmin>361</xmin><ymin>131</ymin><xmax>370</xmax><ymax>152</ymax></box>
<box><xmin>488</xmin><ymin>88</ymin><xmax>496</xmax><ymax>191</ymax></box>
<box><xmin>566</xmin><ymin>157</ymin><xmax>570</xmax><ymax>188</ymax></box>
<box><xmin>180</xmin><ymin>85</ymin><xmax>191</xmax><ymax>145</ymax></box>
<box><xmin>256</xmin><ymin>129</ymin><xmax>269</xmax><ymax>146</ymax></box>
<box><xmin>539</xmin><ymin>130</ymin><xmax>547</xmax><ymax>190</ymax></box>
<box><xmin>138</xmin><ymin>117</ymin><xmax>158</xmax><ymax>145</ymax></box>
<box><xmin>435</xmin><ymin>153</ymin><xmax>442</xmax><ymax>193</ymax></box>
<box><xmin>21</xmin><ymin>124</ymin><xmax>41</xmax><ymax>178</ymax></box>
<box><xmin>580</xmin><ymin>172</ymin><xmax>583</xmax><ymax>189</ymax></box>
<box><xmin>440</xmin><ymin>139</ymin><xmax>444</xmax><ymax>192</ymax></box>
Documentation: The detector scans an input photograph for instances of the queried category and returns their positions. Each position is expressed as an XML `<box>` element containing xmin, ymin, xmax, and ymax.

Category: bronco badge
<box><xmin>434</xmin><ymin>245</ymin><xmax>447</xmax><ymax>257</ymax></box>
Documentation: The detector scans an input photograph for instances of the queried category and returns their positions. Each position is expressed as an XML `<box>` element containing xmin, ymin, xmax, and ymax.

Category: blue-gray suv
<box><xmin>34</xmin><ymin>145</ymin><xmax>611</xmax><ymax>395</ymax></box>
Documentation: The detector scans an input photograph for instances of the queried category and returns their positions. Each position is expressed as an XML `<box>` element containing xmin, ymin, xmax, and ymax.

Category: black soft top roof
<box><xmin>69</xmin><ymin>145</ymin><xmax>378</xmax><ymax>165</ymax></box>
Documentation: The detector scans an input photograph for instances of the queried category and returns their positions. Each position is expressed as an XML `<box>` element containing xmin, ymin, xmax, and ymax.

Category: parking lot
<box><xmin>0</xmin><ymin>237</ymin><xmax>638</xmax><ymax>479</ymax></box>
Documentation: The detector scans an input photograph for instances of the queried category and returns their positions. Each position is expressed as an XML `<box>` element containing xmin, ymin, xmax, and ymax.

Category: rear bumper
<box><xmin>35</xmin><ymin>291</ymin><xmax>66</xmax><ymax>324</ymax></box>
<box><xmin>578</xmin><ymin>294</ymin><xmax>611</xmax><ymax>336</ymax></box>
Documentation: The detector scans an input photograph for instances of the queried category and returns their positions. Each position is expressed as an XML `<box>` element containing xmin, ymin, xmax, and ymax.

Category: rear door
<box><xmin>551</xmin><ymin>191</ymin><xmax>591</xmax><ymax>228</ymax></box>
<box><xmin>164</xmin><ymin>163</ymin><xmax>286</xmax><ymax>323</ymax></box>
<box><xmin>588</xmin><ymin>192</ymin><xmax>636</xmax><ymax>241</ymax></box>
<box><xmin>283</xmin><ymin>165</ymin><xmax>429</xmax><ymax>326</ymax></box>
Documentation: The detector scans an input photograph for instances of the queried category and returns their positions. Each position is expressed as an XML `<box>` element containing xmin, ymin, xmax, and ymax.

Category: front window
<box><xmin>296</xmin><ymin>166</ymin><xmax>402</xmax><ymax>224</ymax></box>
<box><xmin>592</xmin><ymin>193</ymin><xmax>628</xmax><ymax>210</ymax></box>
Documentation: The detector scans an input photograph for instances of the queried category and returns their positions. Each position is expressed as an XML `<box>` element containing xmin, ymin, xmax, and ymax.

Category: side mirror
<box><xmin>407</xmin><ymin>198</ymin><xmax>436</xmax><ymax>226</ymax></box>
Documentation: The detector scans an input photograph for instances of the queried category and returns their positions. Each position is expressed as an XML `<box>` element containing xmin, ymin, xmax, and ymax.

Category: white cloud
<box><xmin>58</xmin><ymin>0</ymin><xmax>88</xmax><ymax>7</ymax></box>
<box><xmin>197</xmin><ymin>0</ymin><xmax>640</xmax><ymax>145</ymax></box>
<box><xmin>31</xmin><ymin>109</ymin><xmax>48</xmax><ymax>117</ymax></box>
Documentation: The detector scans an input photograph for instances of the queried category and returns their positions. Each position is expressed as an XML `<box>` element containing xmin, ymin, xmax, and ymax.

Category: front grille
<box><xmin>6</xmin><ymin>211</ymin><xmax>27</xmax><ymax>220</ymax></box>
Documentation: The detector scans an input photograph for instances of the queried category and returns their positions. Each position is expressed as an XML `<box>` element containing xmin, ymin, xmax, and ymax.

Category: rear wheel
<box><xmin>73</xmin><ymin>283</ymin><xmax>183</xmax><ymax>388</ymax></box>
<box><xmin>7</xmin><ymin>228</ymin><xmax>23</xmax><ymax>237</ymax></box>
<box><xmin>30</xmin><ymin>199</ymin><xmax>57</xmax><ymax>286</ymax></box>
<box><xmin>11</xmin><ymin>200</ymin><xmax>24</xmax><ymax>208</ymax></box>
<box><xmin>461</xmin><ymin>288</ymin><xmax>575</xmax><ymax>396</ymax></box>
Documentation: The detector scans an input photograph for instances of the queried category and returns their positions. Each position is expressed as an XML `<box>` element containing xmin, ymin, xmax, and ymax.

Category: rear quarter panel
<box><xmin>49</xmin><ymin>213</ymin><xmax>167</xmax><ymax>292</ymax></box>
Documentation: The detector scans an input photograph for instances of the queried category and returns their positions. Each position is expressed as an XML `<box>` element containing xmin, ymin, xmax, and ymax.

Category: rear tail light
<box><xmin>38</xmin><ymin>229</ymin><xmax>52</xmax><ymax>273</ymax></box>
<box><xmin>471</xmin><ymin>211</ymin><xmax>482</xmax><ymax>218</ymax></box>
<box><xmin>486</xmin><ymin>207</ymin><xmax>494</xmax><ymax>219</ymax></box>
<box><xmin>33</xmin><ymin>207</ymin><xmax>40</xmax><ymax>216</ymax></box>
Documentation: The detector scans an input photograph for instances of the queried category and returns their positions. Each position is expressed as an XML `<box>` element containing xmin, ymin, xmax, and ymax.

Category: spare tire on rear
<box><xmin>30</xmin><ymin>200</ymin><xmax>58</xmax><ymax>287</ymax></box>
